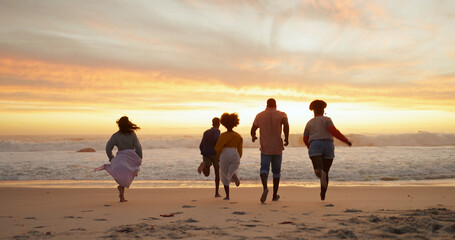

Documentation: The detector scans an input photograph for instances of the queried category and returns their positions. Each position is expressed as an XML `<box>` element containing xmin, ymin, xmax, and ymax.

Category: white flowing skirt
<box><xmin>104</xmin><ymin>149</ymin><xmax>142</xmax><ymax>188</ymax></box>
<box><xmin>219</xmin><ymin>147</ymin><xmax>240</xmax><ymax>186</ymax></box>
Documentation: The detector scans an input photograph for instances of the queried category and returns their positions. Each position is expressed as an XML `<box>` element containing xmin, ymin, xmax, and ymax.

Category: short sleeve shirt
<box><xmin>303</xmin><ymin>116</ymin><xmax>334</xmax><ymax>143</ymax></box>
<box><xmin>253</xmin><ymin>107</ymin><xmax>287</xmax><ymax>155</ymax></box>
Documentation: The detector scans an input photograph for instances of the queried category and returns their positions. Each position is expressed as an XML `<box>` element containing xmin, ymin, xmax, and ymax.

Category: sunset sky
<box><xmin>1</xmin><ymin>0</ymin><xmax>455</xmax><ymax>135</ymax></box>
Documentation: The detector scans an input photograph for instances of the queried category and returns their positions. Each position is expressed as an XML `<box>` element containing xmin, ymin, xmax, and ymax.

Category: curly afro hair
<box><xmin>220</xmin><ymin>112</ymin><xmax>240</xmax><ymax>130</ymax></box>
<box><xmin>309</xmin><ymin>100</ymin><xmax>327</xmax><ymax>115</ymax></box>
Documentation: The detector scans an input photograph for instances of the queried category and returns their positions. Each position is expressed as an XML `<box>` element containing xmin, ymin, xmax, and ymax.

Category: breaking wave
<box><xmin>1</xmin><ymin>132</ymin><xmax>455</xmax><ymax>152</ymax></box>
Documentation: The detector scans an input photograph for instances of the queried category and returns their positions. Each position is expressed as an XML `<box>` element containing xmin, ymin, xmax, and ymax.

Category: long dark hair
<box><xmin>116</xmin><ymin>116</ymin><xmax>140</xmax><ymax>134</ymax></box>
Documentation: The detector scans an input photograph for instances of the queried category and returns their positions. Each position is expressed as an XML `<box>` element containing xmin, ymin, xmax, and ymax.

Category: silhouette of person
<box><xmin>94</xmin><ymin>116</ymin><xmax>142</xmax><ymax>202</ymax></box>
<box><xmin>215</xmin><ymin>113</ymin><xmax>243</xmax><ymax>200</ymax></box>
<box><xmin>251</xmin><ymin>98</ymin><xmax>289</xmax><ymax>203</ymax></box>
<box><xmin>303</xmin><ymin>100</ymin><xmax>352</xmax><ymax>200</ymax></box>
<box><xmin>198</xmin><ymin>117</ymin><xmax>221</xmax><ymax>197</ymax></box>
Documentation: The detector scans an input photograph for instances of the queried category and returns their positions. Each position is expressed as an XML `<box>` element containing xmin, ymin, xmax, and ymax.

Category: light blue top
<box><xmin>106</xmin><ymin>131</ymin><xmax>142</xmax><ymax>160</ymax></box>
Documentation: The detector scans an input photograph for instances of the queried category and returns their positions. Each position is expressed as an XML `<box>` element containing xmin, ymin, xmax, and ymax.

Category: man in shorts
<box><xmin>251</xmin><ymin>98</ymin><xmax>289</xmax><ymax>203</ymax></box>
<box><xmin>198</xmin><ymin>117</ymin><xmax>221</xmax><ymax>197</ymax></box>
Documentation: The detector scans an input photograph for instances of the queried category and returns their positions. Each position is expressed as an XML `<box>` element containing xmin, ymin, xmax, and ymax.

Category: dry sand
<box><xmin>1</xmin><ymin>185</ymin><xmax>455</xmax><ymax>239</ymax></box>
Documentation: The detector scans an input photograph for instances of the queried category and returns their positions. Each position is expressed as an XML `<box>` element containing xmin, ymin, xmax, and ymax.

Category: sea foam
<box><xmin>1</xmin><ymin>132</ymin><xmax>455</xmax><ymax>152</ymax></box>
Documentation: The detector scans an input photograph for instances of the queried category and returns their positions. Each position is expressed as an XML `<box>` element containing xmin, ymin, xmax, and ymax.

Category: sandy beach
<box><xmin>1</xmin><ymin>185</ymin><xmax>455</xmax><ymax>239</ymax></box>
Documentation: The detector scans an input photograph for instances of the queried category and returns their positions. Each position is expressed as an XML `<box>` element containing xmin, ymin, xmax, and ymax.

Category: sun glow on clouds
<box><xmin>1</xmin><ymin>0</ymin><xmax>455</xmax><ymax>135</ymax></box>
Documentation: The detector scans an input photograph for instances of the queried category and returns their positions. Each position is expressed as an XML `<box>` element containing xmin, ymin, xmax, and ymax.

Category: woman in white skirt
<box><xmin>95</xmin><ymin>116</ymin><xmax>142</xmax><ymax>202</ymax></box>
<box><xmin>215</xmin><ymin>113</ymin><xmax>243</xmax><ymax>200</ymax></box>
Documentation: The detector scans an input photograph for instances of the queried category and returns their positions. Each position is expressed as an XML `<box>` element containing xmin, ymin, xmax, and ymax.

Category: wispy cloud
<box><xmin>1</xmin><ymin>0</ymin><xmax>454</xmax><ymax>117</ymax></box>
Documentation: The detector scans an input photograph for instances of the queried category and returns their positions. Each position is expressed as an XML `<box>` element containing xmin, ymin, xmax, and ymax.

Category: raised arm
<box><xmin>282</xmin><ymin>117</ymin><xmax>289</xmax><ymax>146</ymax></box>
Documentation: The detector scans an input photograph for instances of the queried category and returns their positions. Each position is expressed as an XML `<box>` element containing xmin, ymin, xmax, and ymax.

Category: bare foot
<box><xmin>272</xmin><ymin>195</ymin><xmax>280</xmax><ymax>201</ymax></box>
<box><xmin>215</xmin><ymin>193</ymin><xmax>221</xmax><ymax>198</ymax></box>
<box><xmin>260</xmin><ymin>188</ymin><xmax>269</xmax><ymax>203</ymax></box>
<box><xmin>223</xmin><ymin>197</ymin><xmax>230</xmax><ymax>200</ymax></box>
<box><xmin>232</xmin><ymin>174</ymin><xmax>240</xmax><ymax>187</ymax></box>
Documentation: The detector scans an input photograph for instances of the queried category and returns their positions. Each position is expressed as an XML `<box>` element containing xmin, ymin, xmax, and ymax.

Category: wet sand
<box><xmin>1</xmin><ymin>186</ymin><xmax>454</xmax><ymax>239</ymax></box>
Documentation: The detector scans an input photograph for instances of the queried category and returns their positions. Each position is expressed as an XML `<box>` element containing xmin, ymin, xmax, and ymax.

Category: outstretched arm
<box><xmin>250</xmin><ymin>124</ymin><xmax>259</xmax><ymax>142</ymax></box>
<box><xmin>328</xmin><ymin>126</ymin><xmax>352</xmax><ymax>146</ymax></box>
<box><xmin>282</xmin><ymin>117</ymin><xmax>289</xmax><ymax>146</ymax></box>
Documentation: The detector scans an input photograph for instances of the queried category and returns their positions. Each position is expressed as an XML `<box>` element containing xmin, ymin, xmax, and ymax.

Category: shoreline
<box><xmin>1</xmin><ymin>179</ymin><xmax>454</xmax><ymax>188</ymax></box>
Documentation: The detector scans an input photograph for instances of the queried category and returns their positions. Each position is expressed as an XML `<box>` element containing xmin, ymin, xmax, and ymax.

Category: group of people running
<box><xmin>95</xmin><ymin>98</ymin><xmax>352</xmax><ymax>203</ymax></box>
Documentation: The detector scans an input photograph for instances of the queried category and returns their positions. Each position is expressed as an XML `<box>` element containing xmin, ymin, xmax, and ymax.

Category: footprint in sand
<box><xmin>24</xmin><ymin>217</ymin><xmax>36</xmax><ymax>220</ymax></box>
<box><xmin>182</xmin><ymin>205</ymin><xmax>196</xmax><ymax>208</ymax></box>
<box><xmin>104</xmin><ymin>205</ymin><xmax>112</xmax><ymax>207</ymax></box>
<box><xmin>185</xmin><ymin>218</ymin><xmax>199</xmax><ymax>223</ymax></box>
<box><xmin>81</xmin><ymin>210</ymin><xmax>94</xmax><ymax>213</ymax></box>
<box><xmin>249</xmin><ymin>219</ymin><xmax>262</xmax><ymax>223</ymax></box>
<box><xmin>325</xmin><ymin>204</ymin><xmax>334</xmax><ymax>207</ymax></box>
<box><xmin>70</xmin><ymin>228</ymin><xmax>87</xmax><ymax>231</ymax></box>
<box><xmin>94</xmin><ymin>218</ymin><xmax>107</xmax><ymax>221</ymax></box>
<box><xmin>344</xmin><ymin>209</ymin><xmax>362</xmax><ymax>213</ymax></box>
<box><xmin>242</xmin><ymin>224</ymin><xmax>257</xmax><ymax>227</ymax></box>
<box><xmin>232</xmin><ymin>211</ymin><xmax>246</xmax><ymax>215</ymax></box>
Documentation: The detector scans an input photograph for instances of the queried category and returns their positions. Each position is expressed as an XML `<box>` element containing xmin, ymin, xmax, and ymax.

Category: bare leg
<box><xmin>203</xmin><ymin>165</ymin><xmax>210</xmax><ymax>177</ymax></box>
<box><xmin>321</xmin><ymin>158</ymin><xmax>333</xmax><ymax>201</ymax></box>
<box><xmin>260</xmin><ymin>173</ymin><xmax>268</xmax><ymax>203</ymax></box>
<box><xmin>197</xmin><ymin>162</ymin><xmax>204</xmax><ymax>174</ymax></box>
<box><xmin>223</xmin><ymin>185</ymin><xmax>230</xmax><ymax>200</ymax></box>
<box><xmin>232</xmin><ymin>173</ymin><xmax>240</xmax><ymax>187</ymax></box>
<box><xmin>311</xmin><ymin>156</ymin><xmax>327</xmax><ymax>200</ymax></box>
<box><xmin>214</xmin><ymin>166</ymin><xmax>221</xmax><ymax>197</ymax></box>
<box><xmin>272</xmin><ymin>177</ymin><xmax>280</xmax><ymax>201</ymax></box>
<box><xmin>117</xmin><ymin>186</ymin><xmax>127</xmax><ymax>202</ymax></box>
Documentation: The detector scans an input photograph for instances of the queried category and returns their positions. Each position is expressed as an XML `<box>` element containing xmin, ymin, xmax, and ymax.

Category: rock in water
<box><xmin>77</xmin><ymin>148</ymin><xmax>96</xmax><ymax>152</ymax></box>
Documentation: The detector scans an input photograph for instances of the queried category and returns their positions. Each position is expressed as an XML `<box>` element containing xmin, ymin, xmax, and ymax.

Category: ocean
<box><xmin>0</xmin><ymin>132</ymin><xmax>454</xmax><ymax>188</ymax></box>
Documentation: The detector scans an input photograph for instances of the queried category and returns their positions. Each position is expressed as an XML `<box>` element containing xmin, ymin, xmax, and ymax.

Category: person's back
<box><xmin>216</xmin><ymin>131</ymin><xmax>243</xmax><ymax>158</ymax></box>
<box><xmin>200</xmin><ymin>127</ymin><xmax>220</xmax><ymax>156</ymax></box>
<box><xmin>304</xmin><ymin>116</ymin><xmax>334</xmax><ymax>144</ymax></box>
<box><xmin>106</xmin><ymin>131</ymin><xmax>143</xmax><ymax>160</ymax></box>
<box><xmin>254</xmin><ymin>108</ymin><xmax>287</xmax><ymax>155</ymax></box>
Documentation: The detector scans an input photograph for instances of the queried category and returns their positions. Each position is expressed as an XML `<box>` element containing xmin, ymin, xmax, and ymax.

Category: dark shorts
<box><xmin>308</xmin><ymin>139</ymin><xmax>335</xmax><ymax>159</ymax></box>
<box><xmin>203</xmin><ymin>155</ymin><xmax>219</xmax><ymax>168</ymax></box>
